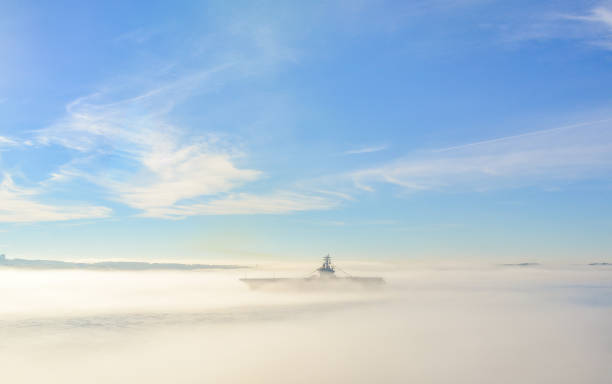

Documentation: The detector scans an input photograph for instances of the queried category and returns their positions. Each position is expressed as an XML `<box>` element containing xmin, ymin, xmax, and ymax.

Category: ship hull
<box><xmin>240</xmin><ymin>276</ymin><xmax>384</xmax><ymax>289</ymax></box>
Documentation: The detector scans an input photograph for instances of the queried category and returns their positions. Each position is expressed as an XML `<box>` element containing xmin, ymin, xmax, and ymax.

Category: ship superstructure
<box><xmin>317</xmin><ymin>255</ymin><xmax>335</xmax><ymax>278</ymax></box>
<box><xmin>240</xmin><ymin>255</ymin><xmax>384</xmax><ymax>289</ymax></box>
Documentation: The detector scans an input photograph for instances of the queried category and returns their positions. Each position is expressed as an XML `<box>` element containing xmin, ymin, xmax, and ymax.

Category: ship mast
<box><xmin>317</xmin><ymin>254</ymin><xmax>335</xmax><ymax>277</ymax></box>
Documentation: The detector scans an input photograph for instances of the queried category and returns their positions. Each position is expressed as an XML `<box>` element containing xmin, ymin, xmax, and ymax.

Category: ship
<box><xmin>240</xmin><ymin>255</ymin><xmax>385</xmax><ymax>289</ymax></box>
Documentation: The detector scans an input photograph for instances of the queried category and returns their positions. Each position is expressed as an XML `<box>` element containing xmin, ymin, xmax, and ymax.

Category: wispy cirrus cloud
<box><xmin>562</xmin><ymin>5</ymin><xmax>612</xmax><ymax>49</ymax></box>
<box><xmin>0</xmin><ymin>174</ymin><xmax>111</xmax><ymax>223</ymax></box>
<box><xmin>37</xmin><ymin>86</ymin><xmax>264</xmax><ymax>217</ymax></box>
<box><xmin>570</xmin><ymin>5</ymin><xmax>612</xmax><ymax>27</ymax></box>
<box><xmin>112</xmin><ymin>143</ymin><xmax>261</xmax><ymax>213</ymax></box>
<box><xmin>37</xmin><ymin>59</ymin><xmax>338</xmax><ymax>218</ymax></box>
<box><xmin>0</xmin><ymin>136</ymin><xmax>17</xmax><ymax>146</ymax></box>
<box><xmin>352</xmin><ymin>119</ymin><xmax>612</xmax><ymax>192</ymax></box>
<box><xmin>138</xmin><ymin>191</ymin><xmax>339</xmax><ymax>219</ymax></box>
<box><xmin>1</xmin><ymin>11</ymin><xmax>343</xmax><ymax>223</ymax></box>
<box><xmin>342</xmin><ymin>145</ymin><xmax>387</xmax><ymax>155</ymax></box>
<box><xmin>503</xmin><ymin>3</ymin><xmax>612</xmax><ymax>50</ymax></box>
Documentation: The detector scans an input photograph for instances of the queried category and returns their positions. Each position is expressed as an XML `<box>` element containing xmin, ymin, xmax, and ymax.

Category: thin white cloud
<box><xmin>506</xmin><ymin>3</ymin><xmax>612</xmax><ymax>50</ymax></box>
<box><xmin>37</xmin><ymin>58</ymin><xmax>338</xmax><ymax>218</ymax></box>
<box><xmin>3</xmin><ymin>16</ymin><xmax>340</xmax><ymax>220</ymax></box>
<box><xmin>561</xmin><ymin>5</ymin><xmax>612</xmax><ymax>49</ymax></box>
<box><xmin>38</xmin><ymin>80</ymin><xmax>264</xmax><ymax>216</ymax></box>
<box><xmin>352</xmin><ymin>119</ymin><xmax>612</xmax><ymax>192</ymax></box>
<box><xmin>0</xmin><ymin>174</ymin><xmax>111</xmax><ymax>223</ymax></box>
<box><xmin>343</xmin><ymin>145</ymin><xmax>387</xmax><ymax>155</ymax></box>
<box><xmin>113</xmin><ymin>145</ymin><xmax>262</xmax><ymax>212</ymax></box>
<box><xmin>0</xmin><ymin>136</ymin><xmax>17</xmax><ymax>146</ymax></box>
<box><xmin>137</xmin><ymin>192</ymin><xmax>340</xmax><ymax>219</ymax></box>
<box><xmin>36</xmin><ymin>63</ymin><xmax>236</xmax><ymax>152</ymax></box>
<box><xmin>566</xmin><ymin>6</ymin><xmax>612</xmax><ymax>29</ymax></box>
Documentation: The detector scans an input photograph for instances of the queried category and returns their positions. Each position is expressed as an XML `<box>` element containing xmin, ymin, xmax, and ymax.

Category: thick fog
<box><xmin>1</xmin><ymin>262</ymin><xmax>611</xmax><ymax>383</ymax></box>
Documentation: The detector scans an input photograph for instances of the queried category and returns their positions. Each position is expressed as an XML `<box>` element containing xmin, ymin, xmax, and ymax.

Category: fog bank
<box><xmin>1</xmin><ymin>263</ymin><xmax>611</xmax><ymax>383</ymax></box>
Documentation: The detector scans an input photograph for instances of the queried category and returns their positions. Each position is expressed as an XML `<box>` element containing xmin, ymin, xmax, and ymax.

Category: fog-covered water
<box><xmin>1</xmin><ymin>263</ymin><xmax>611</xmax><ymax>383</ymax></box>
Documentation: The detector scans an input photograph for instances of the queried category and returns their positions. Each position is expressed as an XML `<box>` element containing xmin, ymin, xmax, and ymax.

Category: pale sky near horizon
<box><xmin>1</xmin><ymin>0</ymin><xmax>612</xmax><ymax>261</ymax></box>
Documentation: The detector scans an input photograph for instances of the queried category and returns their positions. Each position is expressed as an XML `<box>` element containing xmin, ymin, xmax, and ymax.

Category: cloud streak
<box><xmin>561</xmin><ymin>4</ymin><xmax>612</xmax><ymax>49</ymax></box>
<box><xmin>0</xmin><ymin>174</ymin><xmax>111</xmax><ymax>223</ymax></box>
<box><xmin>352</xmin><ymin>119</ymin><xmax>612</xmax><ymax>192</ymax></box>
<box><xmin>140</xmin><ymin>191</ymin><xmax>340</xmax><ymax>218</ymax></box>
<box><xmin>35</xmin><ymin>60</ymin><xmax>337</xmax><ymax>218</ymax></box>
<box><xmin>0</xmin><ymin>136</ymin><xmax>17</xmax><ymax>146</ymax></box>
<box><xmin>505</xmin><ymin>3</ymin><xmax>612</xmax><ymax>50</ymax></box>
<box><xmin>343</xmin><ymin>145</ymin><xmax>387</xmax><ymax>155</ymax></box>
<box><xmin>36</xmin><ymin>77</ymin><xmax>262</xmax><ymax>216</ymax></box>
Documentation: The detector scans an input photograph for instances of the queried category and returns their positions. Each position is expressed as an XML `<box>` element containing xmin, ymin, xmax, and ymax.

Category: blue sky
<box><xmin>1</xmin><ymin>0</ymin><xmax>612</xmax><ymax>261</ymax></box>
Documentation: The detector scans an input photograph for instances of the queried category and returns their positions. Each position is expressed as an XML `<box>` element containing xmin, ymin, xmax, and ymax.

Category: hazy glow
<box><xmin>1</xmin><ymin>264</ymin><xmax>610</xmax><ymax>383</ymax></box>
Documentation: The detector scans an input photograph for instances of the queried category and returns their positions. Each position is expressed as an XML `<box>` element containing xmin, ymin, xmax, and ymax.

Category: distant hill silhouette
<box><xmin>500</xmin><ymin>262</ymin><xmax>541</xmax><ymax>267</ymax></box>
<box><xmin>0</xmin><ymin>254</ymin><xmax>245</xmax><ymax>270</ymax></box>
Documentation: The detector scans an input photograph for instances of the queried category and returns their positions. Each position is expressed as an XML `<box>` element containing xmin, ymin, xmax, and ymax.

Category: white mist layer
<box><xmin>0</xmin><ymin>264</ymin><xmax>611</xmax><ymax>383</ymax></box>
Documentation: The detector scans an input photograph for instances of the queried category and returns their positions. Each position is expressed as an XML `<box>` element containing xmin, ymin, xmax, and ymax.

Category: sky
<box><xmin>1</xmin><ymin>0</ymin><xmax>612</xmax><ymax>261</ymax></box>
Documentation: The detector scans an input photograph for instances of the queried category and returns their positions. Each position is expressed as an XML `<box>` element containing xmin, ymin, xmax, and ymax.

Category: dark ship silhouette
<box><xmin>240</xmin><ymin>255</ymin><xmax>385</xmax><ymax>289</ymax></box>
